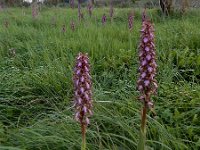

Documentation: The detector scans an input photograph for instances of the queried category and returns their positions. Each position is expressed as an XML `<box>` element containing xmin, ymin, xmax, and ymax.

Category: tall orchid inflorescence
<box><xmin>137</xmin><ymin>17</ymin><xmax>157</xmax><ymax>109</ymax></box>
<box><xmin>102</xmin><ymin>14</ymin><xmax>106</xmax><ymax>25</ymax></box>
<box><xmin>73</xmin><ymin>53</ymin><xmax>93</xmax><ymax>150</ymax></box>
<box><xmin>137</xmin><ymin>11</ymin><xmax>157</xmax><ymax>150</ymax></box>
<box><xmin>128</xmin><ymin>11</ymin><xmax>134</xmax><ymax>31</ymax></box>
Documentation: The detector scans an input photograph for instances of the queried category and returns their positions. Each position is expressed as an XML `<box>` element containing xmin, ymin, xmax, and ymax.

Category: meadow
<box><xmin>0</xmin><ymin>7</ymin><xmax>200</xmax><ymax>150</ymax></box>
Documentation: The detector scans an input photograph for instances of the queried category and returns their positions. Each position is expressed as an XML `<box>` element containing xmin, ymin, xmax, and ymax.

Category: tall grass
<box><xmin>0</xmin><ymin>7</ymin><xmax>200</xmax><ymax>149</ymax></box>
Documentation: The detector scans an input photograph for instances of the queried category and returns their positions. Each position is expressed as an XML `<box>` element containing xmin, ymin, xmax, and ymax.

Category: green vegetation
<box><xmin>0</xmin><ymin>7</ymin><xmax>200</xmax><ymax>149</ymax></box>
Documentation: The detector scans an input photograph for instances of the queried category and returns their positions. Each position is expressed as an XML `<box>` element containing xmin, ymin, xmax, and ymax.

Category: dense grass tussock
<box><xmin>0</xmin><ymin>7</ymin><xmax>200</xmax><ymax>149</ymax></box>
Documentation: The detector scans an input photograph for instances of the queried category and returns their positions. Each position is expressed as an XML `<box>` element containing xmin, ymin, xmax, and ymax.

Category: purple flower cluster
<box><xmin>137</xmin><ymin>18</ymin><xmax>158</xmax><ymax>109</ymax></box>
<box><xmin>128</xmin><ymin>11</ymin><xmax>134</xmax><ymax>31</ymax></box>
<box><xmin>102</xmin><ymin>14</ymin><xmax>106</xmax><ymax>25</ymax></box>
<box><xmin>73</xmin><ymin>53</ymin><xmax>93</xmax><ymax>126</ymax></box>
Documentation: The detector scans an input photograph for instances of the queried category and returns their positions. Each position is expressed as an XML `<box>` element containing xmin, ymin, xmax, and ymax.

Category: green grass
<box><xmin>0</xmin><ymin>7</ymin><xmax>200</xmax><ymax>149</ymax></box>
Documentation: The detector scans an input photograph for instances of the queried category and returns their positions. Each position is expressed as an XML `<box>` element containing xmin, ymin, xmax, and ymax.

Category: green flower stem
<box><xmin>141</xmin><ymin>105</ymin><xmax>147</xmax><ymax>133</ymax></box>
<box><xmin>137</xmin><ymin>105</ymin><xmax>147</xmax><ymax>150</ymax></box>
<box><xmin>81</xmin><ymin>124</ymin><xmax>86</xmax><ymax>150</ymax></box>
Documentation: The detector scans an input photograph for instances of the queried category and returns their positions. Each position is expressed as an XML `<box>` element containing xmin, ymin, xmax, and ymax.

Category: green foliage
<box><xmin>0</xmin><ymin>7</ymin><xmax>199</xmax><ymax>150</ymax></box>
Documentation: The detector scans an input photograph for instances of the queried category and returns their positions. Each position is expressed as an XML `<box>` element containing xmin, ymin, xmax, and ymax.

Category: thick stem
<box><xmin>141</xmin><ymin>105</ymin><xmax>147</xmax><ymax>133</ymax></box>
<box><xmin>137</xmin><ymin>103</ymin><xmax>147</xmax><ymax>150</ymax></box>
<box><xmin>81</xmin><ymin>124</ymin><xmax>86</xmax><ymax>150</ymax></box>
